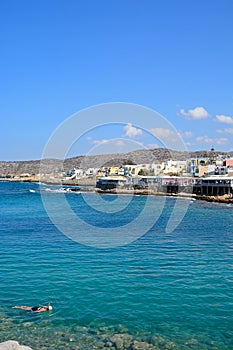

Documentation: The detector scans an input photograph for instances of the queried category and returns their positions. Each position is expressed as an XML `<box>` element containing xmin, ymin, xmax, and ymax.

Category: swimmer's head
<box><xmin>48</xmin><ymin>304</ymin><xmax>53</xmax><ymax>311</ymax></box>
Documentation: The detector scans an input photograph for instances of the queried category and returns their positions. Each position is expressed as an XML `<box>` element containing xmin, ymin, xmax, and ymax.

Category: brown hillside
<box><xmin>0</xmin><ymin>148</ymin><xmax>230</xmax><ymax>176</ymax></box>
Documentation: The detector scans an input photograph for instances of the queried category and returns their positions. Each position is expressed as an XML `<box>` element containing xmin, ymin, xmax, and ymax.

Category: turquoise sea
<box><xmin>0</xmin><ymin>181</ymin><xmax>233</xmax><ymax>349</ymax></box>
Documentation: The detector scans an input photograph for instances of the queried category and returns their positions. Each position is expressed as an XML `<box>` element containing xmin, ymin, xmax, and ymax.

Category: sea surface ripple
<box><xmin>0</xmin><ymin>182</ymin><xmax>233</xmax><ymax>349</ymax></box>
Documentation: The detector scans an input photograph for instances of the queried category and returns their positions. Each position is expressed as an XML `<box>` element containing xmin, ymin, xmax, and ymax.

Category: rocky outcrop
<box><xmin>0</xmin><ymin>341</ymin><xmax>32</xmax><ymax>350</ymax></box>
<box><xmin>196</xmin><ymin>194</ymin><xmax>233</xmax><ymax>204</ymax></box>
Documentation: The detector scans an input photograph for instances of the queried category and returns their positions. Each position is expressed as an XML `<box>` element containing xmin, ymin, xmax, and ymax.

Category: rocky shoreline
<box><xmin>1</xmin><ymin>178</ymin><xmax>233</xmax><ymax>205</ymax></box>
<box><xmin>0</xmin><ymin>310</ymin><xmax>184</xmax><ymax>350</ymax></box>
<box><xmin>0</xmin><ymin>322</ymin><xmax>217</xmax><ymax>350</ymax></box>
<box><xmin>96</xmin><ymin>188</ymin><xmax>233</xmax><ymax>205</ymax></box>
<box><xmin>0</xmin><ymin>310</ymin><xmax>216</xmax><ymax>349</ymax></box>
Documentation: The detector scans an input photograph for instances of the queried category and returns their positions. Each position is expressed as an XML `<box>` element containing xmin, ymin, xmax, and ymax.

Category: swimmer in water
<box><xmin>12</xmin><ymin>303</ymin><xmax>52</xmax><ymax>313</ymax></box>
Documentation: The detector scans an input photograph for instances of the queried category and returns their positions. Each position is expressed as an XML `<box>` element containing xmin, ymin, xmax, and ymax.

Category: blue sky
<box><xmin>1</xmin><ymin>0</ymin><xmax>233</xmax><ymax>160</ymax></box>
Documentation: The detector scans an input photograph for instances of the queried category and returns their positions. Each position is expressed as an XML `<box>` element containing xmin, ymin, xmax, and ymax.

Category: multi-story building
<box><xmin>163</xmin><ymin>160</ymin><xmax>187</xmax><ymax>175</ymax></box>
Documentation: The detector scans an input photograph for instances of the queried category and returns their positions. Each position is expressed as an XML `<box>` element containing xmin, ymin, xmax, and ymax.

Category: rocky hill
<box><xmin>0</xmin><ymin>148</ymin><xmax>231</xmax><ymax>176</ymax></box>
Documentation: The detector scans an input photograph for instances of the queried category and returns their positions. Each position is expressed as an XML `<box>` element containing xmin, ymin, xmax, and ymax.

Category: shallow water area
<box><xmin>0</xmin><ymin>182</ymin><xmax>233</xmax><ymax>349</ymax></box>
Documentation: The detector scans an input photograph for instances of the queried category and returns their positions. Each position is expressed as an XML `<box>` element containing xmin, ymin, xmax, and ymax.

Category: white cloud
<box><xmin>123</xmin><ymin>123</ymin><xmax>142</xmax><ymax>138</ymax></box>
<box><xmin>216</xmin><ymin>128</ymin><xmax>233</xmax><ymax>135</ymax></box>
<box><xmin>196</xmin><ymin>135</ymin><xmax>228</xmax><ymax>145</ymax></box>
<box><xmin>196</xmin><ymin>136</ymin><xmax>212</xmax><ymax>144</ymax></box>
<box><xmin>86</xmin><ymin>138</ymin><xmax>145</xmax><ymax>154</ymax></box>
<box><xmin>92</xmin><ymin>139</ymin><xmax>109</xmax><ymax>145</ymax></box>
<box><xmin>179</xmin><ymin>106</ymin><xmax>210</xmax><ymax>120</ymax></box>
<box><xmin>147</xmin><ymin>143</ymin><xmax>159</xmax><ymax>149</ymax></box>
<box><xmin>150</xmin><ymin>128</ymin><xmax>176</xmax><ymax>139</ymax></box>
<box><xmin>214</xmin><ymin>138</ymin><xmax>229</xmax><ymax>146</ymax></box>
<box><xmin>215</xmin><ymin>114</ymin><xmax>233</xmax><ymax>124</ymax></box>
<box><xmin>114</xmin><ymin>140</ymin><xmax>125</xmax><ymax>147</ymax></box>
<box><xmin>149</xmin><ymin>128</ymin><xmax>190</xmax><ymax>151</ymax></box>
<box><xmin>90</xmin><ymin>139</ymin><xmax>126</xmax><ymax>147</ymax></box>
<box><xmin>181</xmin><ymin>131</ymin><xmax>193</xmax><ymax>138</ymax></box>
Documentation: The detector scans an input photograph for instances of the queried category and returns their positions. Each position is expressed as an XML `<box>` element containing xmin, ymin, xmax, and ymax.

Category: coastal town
<box><xmin>1</xmin><ymin>148</ymin><xmax>233</xmax><ymax>202</ymax></box>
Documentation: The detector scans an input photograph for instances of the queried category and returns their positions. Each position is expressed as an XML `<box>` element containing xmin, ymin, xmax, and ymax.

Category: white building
<box><xmin>163</xmin><ymin>160</ymin><xmax>187</xmax><ymax>175</ymax></box>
